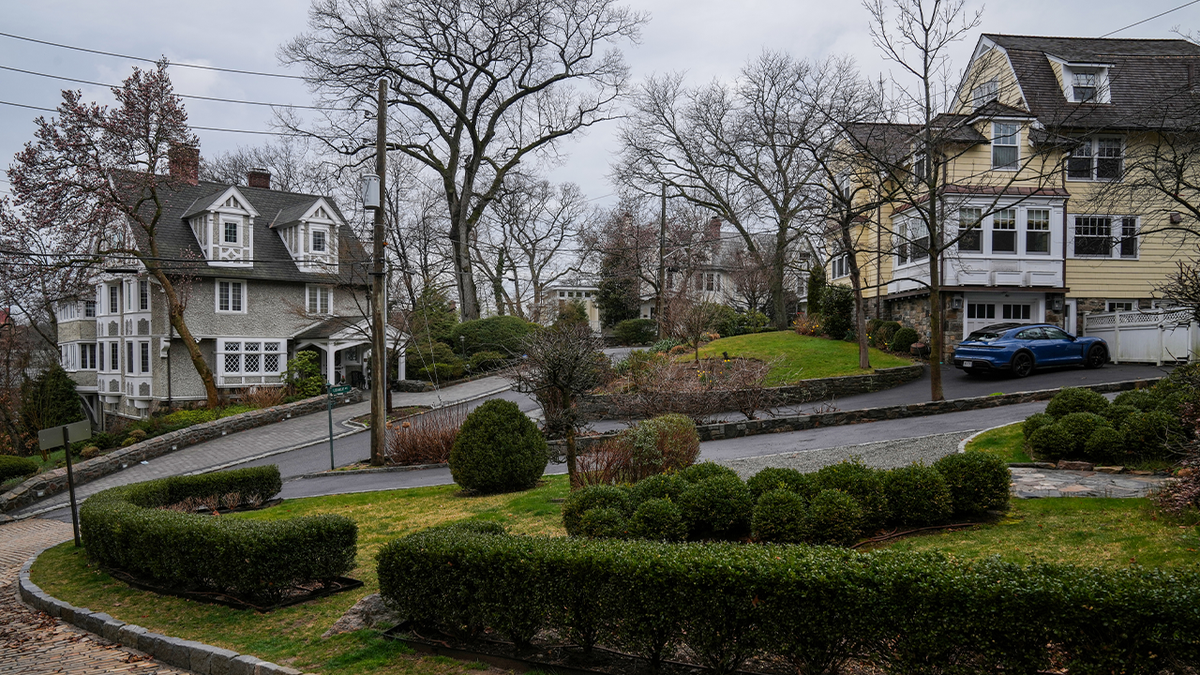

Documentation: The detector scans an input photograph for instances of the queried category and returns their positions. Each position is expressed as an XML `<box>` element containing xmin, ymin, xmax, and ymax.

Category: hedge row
<box><xmin>79</xmin><ymin>466</ymin><xmax>357</xmax><ymax>604</ymax></box>
<box><xmin>378</xmin><ymin>523</ymin><xmax>1200</xmax><ymax>675</ymax></box>
<box><xmin>564</xmin><ymin>454</ymin><xmax>1009</xmax><ymax>545</ymax></box>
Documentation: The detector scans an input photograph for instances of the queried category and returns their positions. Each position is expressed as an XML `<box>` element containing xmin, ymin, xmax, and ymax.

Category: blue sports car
<box><xmin>952</xmin><ymin>323</ymin><xmax>1109</xmax><ymax>378</ymax></box>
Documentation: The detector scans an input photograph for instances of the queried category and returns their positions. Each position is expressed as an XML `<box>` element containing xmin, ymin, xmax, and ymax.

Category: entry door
<box><xmin>1065</xmin><ymin>299</ymin><xmax>1077</xmax><ymax>335</ymax></box>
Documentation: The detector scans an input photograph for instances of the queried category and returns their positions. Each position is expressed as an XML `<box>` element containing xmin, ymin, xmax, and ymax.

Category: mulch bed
<box><xmin>384</xmin><ymin>623</ymin><xmax>885</xmax><ymax>675</ymax></box>
<box><xmin>105</xmin><ymin>568</ymin><xmax>362</xmax><ymax>613</ymax></box>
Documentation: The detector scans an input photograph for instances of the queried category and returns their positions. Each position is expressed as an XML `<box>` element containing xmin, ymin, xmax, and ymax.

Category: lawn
<box><xmin>964</xmin><ymin>422</ymin><xmax>1032</xmax><ymax>463</ymax></box>
<box><xmin>692</xmin><ymin>330</ymin><xmax>913</xmax><ymax>385</ymax></box>
<box><xmin>30</xmin><ymin>474</ymin><xmax>1200</xmax><ymax>674</ymax></box>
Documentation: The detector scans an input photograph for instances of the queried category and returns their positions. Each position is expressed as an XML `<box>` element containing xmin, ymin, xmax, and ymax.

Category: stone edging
<box><xmin>550</xmin><ymin>376</ymin><xmax>1163</xmax><ymax>454</ymax></box>
<box><xmin>300</xmin><ymin>462</ymin><xmax>447</xmax><ymax>479</ymax></box>
<box><xmin>17</xmin><ymin>546</ymin><xmax>308</xmax><ymax>675</ymax></box>
<box><xmin>1</xmin><ymin>391</ymin><xmax>364</xmax><ymax>514</ymax></box>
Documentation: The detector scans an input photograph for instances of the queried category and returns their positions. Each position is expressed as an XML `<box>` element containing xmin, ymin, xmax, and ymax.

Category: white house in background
<box><xmin>57</xmin><ymin>153</ymin><xmax>403</xmax><ymax>420</ymax></box>
<box><xmin>547</xmin><ymin>283</ymin><xmax>602</xmax><ymax>334</ymax></box>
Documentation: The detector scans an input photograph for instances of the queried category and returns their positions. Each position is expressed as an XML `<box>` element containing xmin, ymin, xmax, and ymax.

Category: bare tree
<box><xmin>509</xmin><ymin>322</ymin><xmax>606</xmax><ymax>486</ymax></box>
<box><xmin>200</xmin><ymin>137</ymin><xmax>338</xmax><ymax>195</ymax></box>
<box><xmin>281</xmin><ymin>0</ymin><xmax>645</xmax><ymax>322</ymax></box>
<box><xmin>615</xmin><ymin>51</ymin><xmax>830</xmax><ymax>329</ymax></box>
<box><xmin>471</xmin><ymin>176</ymin><xmax>590</xmax><ymax>322</ymax></box>
<box><xmin>6</xmin><ymin>62</ymin><xmax>222</xmax><ymax>407</ymax></box>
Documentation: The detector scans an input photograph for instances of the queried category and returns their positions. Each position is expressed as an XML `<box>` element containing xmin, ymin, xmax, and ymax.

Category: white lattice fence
<box><xmin>1081</xmin><ymin>308</ymin><xmax>1199</xmax><ymax>365</ymax></box>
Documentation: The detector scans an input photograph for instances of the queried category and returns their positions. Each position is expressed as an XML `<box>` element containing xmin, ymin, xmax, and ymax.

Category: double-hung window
<box><xmin>110</xmin><ymin>343</ymin><xmax>120</xmax><ymax>372</ymax></box>
<box><xmin>991</xmin><ymin>122</ymin><xmax>1019</xmax><ymax>170</ymax></box>
<box><xmin>1068</xmin><ymin>137</ymin><xmax>1123</xmax><ymax>180</ymax></box>
<box><xmin>1026</xmin><ymin>209</ymin><xmax>1051</xmax><ymax>254</ymax></box>
<box><xmin>831</xmin><ymin>253</ymin><xmax>849</xmax><ymax>279</ymax></box>
<box><xmin>108</xmin><ymin>285</ymin><xmax>119</xmax><ymax>314</ymax></box>
<box><xmin>1072</xmin><ymin>71</ymin><xmax>1097</xmax><ymax>102</ymax></box>
<box><xmin>306</xmin><ymin>285</ymin><xmax>332</xmax><ymax>315</ymax></box>
<box><xmin>958</xmin><ymin>208</ymin><xmax>982</xmax><ymax>253</ymax></box>
<box><xmin>126</xmin><ymin>342</ymin><xmax>134</xmax><ymax>374</ymax></box>
<box><xmin>224</xmin><ymin>221</ymin><xmax>239</xmax><ymax>244</ymax></box>
<box><xmin>138</xmin><ymin>279</ymin><xmax>149</xmax><ymax>311</ymax></box>
<box><xmin>217</xmin><ymin>280</ymin><xmax>246</xmax><ymax>313</ymax></box>
<box><xmin>80</xmin><ymin>344</ymin><xmax>97</xmax><ymax>370</ymax></box>
<box><xmin>140</xmin><ymin>341</ymin><xmax>150</xmax><ymax>373</ymax></box>
<box><xmin>1072</xmin><ymin>216</ymin><xmax>1138</xmax><ymax>258</ymax></box>
<box><xmin>991</xmin><ymin>209</ymin><xmax>1017</xmax><ymax>253</ymax></box>
<box><xmin>311</xmin><ymin>229</ymin><xmax>327</xmax><ymax>253</ymax></box>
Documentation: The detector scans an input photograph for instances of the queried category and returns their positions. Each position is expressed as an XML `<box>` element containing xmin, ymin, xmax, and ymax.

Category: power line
<box><xmin>0</xmin><ymin>31</ymin><xmax>306</xmax><ymax>81</ymax></box>
<box><xmin>0</xmin><ymin>99</ymin><xmax>302</xmax><ymax>137</ymax></box>
<box><xmin>1100</xmin><ymin>0</ymin><xmax>1200</xmax><ymax>37</ymax></box>
<box><xmin>0</xmin><ymin>64</ymin><xmax>347</xmax><ymax>111</ymax></box>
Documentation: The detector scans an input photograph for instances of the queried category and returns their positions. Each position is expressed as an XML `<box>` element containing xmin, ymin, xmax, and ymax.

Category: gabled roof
<box><xmin>126</xmin><ymin>178</ymin><xmax>367</xmax><ymax>285</ymax></box>
<box><xmin>978</xmin><ymin>34</ymin><xmax>1200</xmax><ymax>131</ymax></box>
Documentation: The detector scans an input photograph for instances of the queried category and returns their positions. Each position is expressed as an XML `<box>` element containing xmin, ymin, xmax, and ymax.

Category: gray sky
<box><xmin>1</xmin><ymin>0</ymin><xmax>1198</xmax><ymax>210</ymax></box>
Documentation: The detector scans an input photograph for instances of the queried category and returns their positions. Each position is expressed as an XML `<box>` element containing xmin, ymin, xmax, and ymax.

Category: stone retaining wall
<box><xmin>17</xmin><ymin>549</ymin><xmax>306</xmax><ymax>675</ymax></box>
<box><xmin>577</xmin><ymin>365</ymin><xmax>925</xmax><ymax>421</ymax></box>
<box><xmin>550</xmin><ymin>377</ymin><xmax>1161</xmax><ymax>454</ymax></box>
<box><xmin>0</xmin><ymin>391</ymin><xmax>364</xmax><ymax>515</ymax></box>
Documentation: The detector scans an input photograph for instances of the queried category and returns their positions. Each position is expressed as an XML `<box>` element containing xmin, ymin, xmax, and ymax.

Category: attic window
<box><xmin>1072</xmin><ymin>71</ymin><xmax>1097</xmax><ymax>102</ymax></box>
<box><xmin>315</xmin><ymin>207</ymin><xmax>329</xmax><ymax>218</ymax></box>
<box><xmin>972</xmin><ymin>79</ymin><xmax>998</xmax><ymax>109</ymax></box>
<box><xmin>223</xmin><ymin>197</ymin><xmax>241</xmax><ymax>208</ymax></box>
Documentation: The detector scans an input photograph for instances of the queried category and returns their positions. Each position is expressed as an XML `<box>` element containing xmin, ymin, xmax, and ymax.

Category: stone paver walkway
<box><xmin>0</xmin><ymin>518</ymin><xmax>185</xmax><ymax>674</ymax></box>
<box><xmin>1010</xmin><ymin>467</ymin><xmax>1166</xmax><ymax>498</ymax></box>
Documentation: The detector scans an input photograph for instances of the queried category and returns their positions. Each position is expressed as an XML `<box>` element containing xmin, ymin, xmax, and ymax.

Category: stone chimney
<box><xmin>168</xmin><ymin>143</ymin><xmax>199</xmax><ymax>186</ymax></box>
<box><xmin>247</xmin><ymin>167</ymin><xmax>271</xmax><ymax>189</ymax></box>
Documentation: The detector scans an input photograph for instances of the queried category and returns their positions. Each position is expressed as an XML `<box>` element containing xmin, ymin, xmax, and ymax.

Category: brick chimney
<box><xmin>247</xmin><ymin>167</ymin><xmax>271</xmax><ymax>189</ymax></box>
<box><xmin>168</xmin><ymin>143</ymin><xmax>199</xmax><ymax>186</ymax></box>
<box><xmin>707</xmin><ymin>216</ymin><xmax>722</xmax><ymax>242</ymax></box>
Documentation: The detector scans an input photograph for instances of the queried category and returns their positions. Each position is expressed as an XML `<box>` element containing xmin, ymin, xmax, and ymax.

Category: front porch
<box><xmin>293</xmin><ymin>318</ymin><xmax>405</xmax><ymax>387</ymax></box>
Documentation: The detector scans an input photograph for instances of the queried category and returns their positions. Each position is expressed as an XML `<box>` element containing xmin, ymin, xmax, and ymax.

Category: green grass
<box><xmin>877</xmin><ymin>498</ymin><xmax>1200</xmax><ymax>569</ymax></box>
<box><xmin>692</xmin><ymin>331</ymin><xmax>913</xmax><ymax>385</ymax></box>
<box><xmin>965</xmin><ymin>422</ymin><xmax>1032</xmax><ymax>463</ymax></box>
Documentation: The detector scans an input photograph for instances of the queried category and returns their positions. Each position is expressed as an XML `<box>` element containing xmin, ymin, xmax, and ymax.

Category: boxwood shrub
<box><xmin>747</xmin><ymin>467</ymin><xmax>816</xmax><ymax>503</ymax></box>
<box><xmin>677</xmin><ymin>474</ymin><xmax>753</xmax><ymax>540</ymax></box>
<box><xmin>751</xmin><ymin>490</ymin><xmax>809</xmax><ymax>544</ymax></box>
<box><xmin>680</xmin><ymin>461</ymin><xmax>740</xmax><ymax>484</ymax></box>
<box><xmin>1046</xmin><ymin>387</ymin><xmax>1110</xmax><ymax>417</ymax></box>
<box><xmin>378</xmin><ymin>526</ymin><xmax>1200</xmax><ymax>672</ymax></box>
<box><xmin>78</xmin><ymin>466</ymin><xmax>356</xmax><ymax>604</ymax></box>
<box><xmin>628</xmin><ymin>498</ymin><xmax>686</xmax><ymax>542</ymax></box>
<box><xmin>933</xmin><ymin>451</ymin><xmax>1010</xmax><ymax>517</ymax></box>
<box><xmin>449</xmin><ymin>399</ymin><xmax>548</xmax><ymax>494</ymax></box>
<box><xmin>0</xmin><ymin>455</ymin><xmax>38</xmax><ymax>483</ymax></box>
<box><xmin>629</xmin><ymin>473</ymin><xmax>687</xmax><ymax>507</ymax></box>
<box><xmin>813</xmin><ymin>460</ymin><xmax>889</xmax><ymax>531</ymax></box>
<box><xmin>562</xmin><ymin>484</ymin><xmax>630</xmax><ymax>536</ymax></box>
<box><xmin>881</xmin><ymin>464</ymin><xmax>953</xmax><ymax>527</ymax></box>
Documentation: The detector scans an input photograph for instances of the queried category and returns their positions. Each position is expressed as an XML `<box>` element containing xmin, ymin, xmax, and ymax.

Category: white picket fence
<box><xmin>1080</xmin><ymin>307</ymin><xmax>1199</xmax><ymax>365</ymax></box>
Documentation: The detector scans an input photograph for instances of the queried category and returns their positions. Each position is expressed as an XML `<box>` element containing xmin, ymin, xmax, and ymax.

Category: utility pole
<box><xmin>370</xmin><ymin>77</ymin><xmax>388</xmax><ymax>466</ymax></box>
<box><xmin>655</xmin><ymin>182</ymin><xmax>667</xmax><ymax>336</ymax></box>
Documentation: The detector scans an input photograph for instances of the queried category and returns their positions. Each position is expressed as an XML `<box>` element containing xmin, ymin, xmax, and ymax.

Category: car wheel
<box><xmin>1084</xmin><ymin>345</ymin><xmax>1107</xmax><ymax>369</ymax></box>
<box><xmin>1011</xmin><ymin>352</ymin><xmax>1034</xmax><ymax>378</ymax></box>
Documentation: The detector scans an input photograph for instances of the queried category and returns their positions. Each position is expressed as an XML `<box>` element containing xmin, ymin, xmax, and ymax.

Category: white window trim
<box><xmin>215</xmin><ymin>279</ymin><xmax>248</xmax><ymax>314</ymax></box>
<box><xmin>1106</xmin><ymin>300</ymin><xmax>1135</xmax><ymax>312</ymax></box>
<box><xmin>991</xmin><ymin>122</ymin><xmax>1020</xmax><ymax>171</ymax></box>
<box><xmin>952</xmin><ymin>205</ymin><xmax>1061</xmax><ymax>258</ymax></box>
<box><xmin>1068</xmin><ymin>214</ymin><xmax>1139</xmax><ymax>260</ymax></box>
<box><xmin>217</xmin><ymin>339</ymin><xmax>287</xmax><ymax>378</ymax></box>
<box><xmin>1066</xmin><ymin>136</ymin><xmax>1124</xmax><ymax>182</ymax></box>
<box><xmin>310</xmin><ymin>227</ymin><xmax>329</xmax><ymax>253</ymax></box>
<box><xmin>223</xmin><ymin>219</ymin><xmax>241</xmax><ymax>245</ymax></box>
<box><xmin>306</xmin><ymin>284</ymin><xmax>333</xmax><ymax>315</ymax></box>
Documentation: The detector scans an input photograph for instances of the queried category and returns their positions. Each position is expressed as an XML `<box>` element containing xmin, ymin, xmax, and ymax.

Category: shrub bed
<box><xmin>378</xmin><ymin>524</ymin><xmax>1200</xmax><ymax>674</ymax></box>
<box><xmin>79</xmin><ymin>466</ymin><xmax>357</xmax><ymax>604</ymax></box>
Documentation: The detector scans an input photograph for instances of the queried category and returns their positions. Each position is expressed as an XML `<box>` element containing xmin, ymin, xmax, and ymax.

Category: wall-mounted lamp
<box><xmin>1051</xmin><ymin>295</ymin><xmax>1064</xmax><ymax>312</ymax></box>
<box><xmin>950</xmin><ymin>295</ymin><xmax>963</xmax><ymax>310</ymax></box>
<box><xmin>1171</xmin><ymin>212</ymin><xmax>1183</xmax><ymax>224</ymax></box>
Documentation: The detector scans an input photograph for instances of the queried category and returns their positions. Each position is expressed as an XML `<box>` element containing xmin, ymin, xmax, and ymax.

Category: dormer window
<box><xmin>312</xmin><ymin>229</ymin><xmax>327</xmax><ymax>253</ymax></box>
<box><xmin>991</xmin><ymin>122</ymin><xmax>1020</xmax><ymax>170</ymax></box>
<box><xmin>1072</xmin><ymin>71</ymin><xmax>1097</xmax><ymax>102</ymax></box>
<box><xmin>224</xmin><ymin>221</ymin><xmax>239</xmax><ymax>244</ymax></box>
<box><xmin>972</xmin><ymin>78</ymin><xmax>998</xmax><ymax>109</ymax></box>
<box><xmin>1058</xmin><ymin>63</ymin><xmax>1111</xmax><ymax>103</ymax></box>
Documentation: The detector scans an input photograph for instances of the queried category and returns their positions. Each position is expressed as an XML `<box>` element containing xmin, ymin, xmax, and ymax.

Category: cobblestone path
<box><xmin>0</xmin><ymin>518</ymin><xmax>185</xmax><ymax>674</ymax></box>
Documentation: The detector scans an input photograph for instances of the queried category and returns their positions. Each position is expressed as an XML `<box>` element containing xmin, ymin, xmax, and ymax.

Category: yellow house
<box><xmin>832</xmin><ymin>34</ymin><xmax>1200</xmax><ymax>352</ymax></box>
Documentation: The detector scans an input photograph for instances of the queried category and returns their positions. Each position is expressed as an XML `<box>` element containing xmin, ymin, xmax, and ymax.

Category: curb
<box><xmin>17</xmin><ymin>545</ymin><xmax>311</xmax><ymax>675</ymax></box>
<box><xmin>299</xmin><ymin>462</ymin><xmax>447</xmax><ymax>479</ymax></box>
<box><xmin>957</xmin><ymin>424</ymin><xmax>1009</xmax><ymax>454</ymax></box>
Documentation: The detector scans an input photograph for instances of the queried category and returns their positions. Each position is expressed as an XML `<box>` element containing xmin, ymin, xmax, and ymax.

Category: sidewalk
<box><xmin>10</xmin><ymin>376</ymin><xmax>512</xmax><ymax>519</ymax></box>
<box><xmin>0</xmin><ymin>518</ymin><xmax>186</xmax><ymax>674</ymax></box>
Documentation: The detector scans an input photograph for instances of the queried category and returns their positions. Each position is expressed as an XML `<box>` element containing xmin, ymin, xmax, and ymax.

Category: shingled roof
<box><xmin>982</xmin><ymin>34</ymin><xmax>1200</xmax><ymax>131</ymax></box>
<box><xmin>127</xmin><ymin>178</ymin><xmax>369</xmax><ymax>286</ymax></box>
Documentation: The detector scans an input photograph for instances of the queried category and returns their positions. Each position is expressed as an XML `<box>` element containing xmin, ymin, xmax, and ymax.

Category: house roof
<box><xmin>125</xmin><ymin>177</ymin><xmax>368</xmax><ymax>286</ymax></box>
<box><xmin>981</xmin><ymin>34</ymin><xmax>1200</xmax><ymax>131</ymax></box>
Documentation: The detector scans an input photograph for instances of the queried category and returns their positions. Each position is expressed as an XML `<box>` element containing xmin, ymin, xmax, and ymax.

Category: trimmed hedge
<box><xmin>933</xmin><ymin>452</ymin><xmax>1011</xmax><ymax>517</ymax></box>
<box><xmin>78</xmin><ymin>466</ymin><xmax>357</xmax><ymax>604</ymax></box>
<box><xmin>0</xmin><ymin>455</ymin><xmax>38</xmax><ymax>483</ymax></box>
<box><xmin>377</xmin><ymin>525</ymin><xmax>1200</xmax><ymax>674</ymax></box>
<box><xmin>881</xmin><ymin>464</ymin><xmax>952</xmax><ymax>527</ymax></box>
<box><xmin>613</xmin><ymin>318</ymin><xmax>659</xmax><ymax>346</ymax></box>
<box><xmin>449</xmin><ymin>315</ymin><xmax>538</xmax><ymax>357</ymax></box>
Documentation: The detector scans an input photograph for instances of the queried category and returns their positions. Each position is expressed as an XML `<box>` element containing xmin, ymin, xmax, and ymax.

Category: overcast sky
<box><xmin>1</xmin><ymin>0</ymin><xmax>1198</xmax><ymax>211</ymax></box>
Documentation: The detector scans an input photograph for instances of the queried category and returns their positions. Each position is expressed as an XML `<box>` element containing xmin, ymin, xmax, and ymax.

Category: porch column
<box><xmin>325</xmin><ymin>344</ymin><xmax>336</xmax><ymax>385</ymax></box>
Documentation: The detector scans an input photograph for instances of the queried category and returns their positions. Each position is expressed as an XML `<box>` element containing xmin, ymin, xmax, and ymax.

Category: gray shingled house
<box><xmin>56</xmin><ymin>154</ymin><xmax>402</xmax><ymax>420</ymax></box>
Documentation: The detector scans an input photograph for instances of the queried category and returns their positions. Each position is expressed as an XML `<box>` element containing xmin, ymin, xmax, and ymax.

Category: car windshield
<box><xmin>964</xmin><ymin>330</ymin><xmax>1005</xmax><ymax>343</ymax></box>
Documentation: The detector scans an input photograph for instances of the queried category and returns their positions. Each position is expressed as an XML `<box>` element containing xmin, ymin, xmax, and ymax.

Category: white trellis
<box><xmin>1080</xmin><ymin>307</ymin><xmax>1199</xmax><ymax>365</ymax></box>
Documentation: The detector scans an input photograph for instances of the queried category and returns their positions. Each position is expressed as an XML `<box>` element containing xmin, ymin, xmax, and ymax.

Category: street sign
<box><xmin>329</xmin><ymin>385</ymin><xmax>352</xmax><ymax>396</ymax></box>
<box><xmin>38</xmin><ymin>419</ymin><xmax>92</xmax><ymax>451</ymax></box>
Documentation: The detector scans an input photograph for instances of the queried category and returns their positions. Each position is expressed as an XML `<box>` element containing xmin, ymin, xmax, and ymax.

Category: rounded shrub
<box><xmin>747</xmin><ymin>467</ymin><xmax>817</xmax><ymax>503</ymax></box>
<box><xmin>872</xmin><ymin>321</ymin><xmax>902</xmax><ymax>349</ymax></box>
<box><xmin>450</xmin><ymin>315</ymin><xmax>538</xmax><ymax>356</ymax></box>
<box><xmin>629</xmin><ymin>473</ymin><xmax>687</xmax><ymax>507</ymax></box>
<box><xmin>578</xmin><ymin>507</ymin><xmax>628</xmax><ymax>539</ymax></box>
<box><xmin>1028</xmin><ymin>423</ymin><xmax>1073</xmax><ymax>461</ymax></box>
<box><xmin>1056</xmin><ymin>412</ymin><xmax>1111</xmax><ymax>458</ymax></box>
<box><xmin>1122</xmin><ymin>410</ymin><xmax>1177</xmax><ymax>460</ymax></box>
<box><xmin>890</xmin><ymin>327</ymin><xmax>919</xmax><ymax>354</ymax></box>
<box><xmin>613</xmin><ymin>318</ymin><xmax>659</xmax><ymax>346</ymax></box>
<box><xmin>677</xmin><ymin>474</ymin><xmax>753</xmax><ymax>540</ymax></box>
<box><xmin>882</xmin><ymin>464</ymin><xmax>953</xmax><ymax>527</ymax></box>
<box><xmin>680</xmin><ymin>461</ymin><xmax>740</xmax><ymax>484</ymax></box>
<box><xmin>1101</xmin><ymin>404</ymin><xmax>1139</xmax><ymax>430</ymax></box>
<box><xmin>752</xmin><ymin>490</ymin><xmax>809</xmax><ymax>544</ymax></box>
<box><xmin>933</xmin><ymin>452</ymin><xmax>1011</xmax><ymax>517</ymax></box>
<box><xmin>1085</xmin><ymin>427</ymin><xmax>1125</xmax><ymax>465</ymax></box>
<box><xmin>467</xmin><ymin>350</ymin><xmax>508</xmax><ymax>372</ymax></box>
<box><xmin>449</xmin><ymin>399</ymin><xmax>548</xmax><ymax>494</ymax></box>
<box><xmin>813</xmin><ymin>460</ymin><xmax>889</xmax><ymax>531</ymax></box>
<box><xmin>1045</xmin><ymin>387</ymin><xmax>1109</xmax><ymax>418</ymax></box>
<box><xmin>628</xmin><ymin>498</ymin><xmax>686</xmax><ymax>542</ymax></box>
<box><xmin>1113</xmin><ymin>388</ymin><xmax>1161</xmax><ymax>412</ymax></box>
<box><xmin>804</xmin><ymin>489</ymin><xmax>864</xmax><ymax>546</ymax></box>
<box><xmin>0</xmin><ymin>455</ymin><xmax>38</xmax><ymax>483</ymax></box>
<box><xmin>1022</xmin><ymin>412</ymin><xmax>1054</xmax><ymax>441</ymax></box>
<box><xmin>562</xmin><ymin>484</ymin><xmax>631</xmax><ymax>536</ymax></box>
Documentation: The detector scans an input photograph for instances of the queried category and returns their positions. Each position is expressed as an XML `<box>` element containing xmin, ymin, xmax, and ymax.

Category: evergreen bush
<box><xmin>813</xmin><ymin>460</ymin><xmax>889</xmax><ymax>531</ymax></box>
<box><xmin>449</xmin><ymin>399</ymin><xmax>548</xmax><ymax>494</ymax></box>
<box><xmin>1056</xmin><ymin>412</ymin><xmax>1111</xmax><ymax>457</ymax></box>
<box><xmin>282</xmin><ymin>351</ymin><xmax>324</xmax><ymax>398</ymax></box>
<box><xmin>747</xmin><ymin>467</ymin><xmax>817</xmax><ymax>503</ymax></box>
<box><xmin>1022</xmin><ymin>412</ymin><xmax>1054</xmax><ymax>440</ymax></box>
<box><xmin>613</xmin><ymin>318</ymin><xmax>659</xmax><ymax>346</ymax></box>
<box><xmin>882</xmin><ymin>464</ymin><xmax>953</xmax><ymax>527</ymax></box>
<box><xmin>18</xmin><ymin>365</ymin><xmax>83</xmax><ymax>440</ymax></box>
<box><xmin>1029</xmin><ymin>424</ymin><xmax>1073</xmax><ymax>461</ymax></box>
<box><xmin>1085</xmin><ymin>427</ymin><xmax>1125</xmax><ymax>464</ymax></box>
<box><xmin>1102</xmin><ymin>404</ymin><xmax>1139</xmax><ymax>430</ymax></box>
<box><xmin>562</xmin><ymin>484</ymin><xmax>631</xmax><ymax>536</ymax></box>
<box><xmin>450</xmin><ymin>315</ymin><xmax>537</xmax><ymax>356</ymax></box>
<box><xmin>628</xmin><ymin>498</ymin><xmax>686</xmax><ymax>542</ymax></box>
<box><xmin>1045</xmin><ymin>387</ymin><xmax>1109</xmax><ymax>418</ymax></box>
<box><xmin>804</xmin><ymin>489</ymin><xmax>863</xmax><ymax>546</ymax></box>
<box><xmin>933</xmin><ymin>451</ymin><xmax>1010</xmax><ymax>517</ymax></box>
<box><xmin>629</xmin><ymin>473</ymin><xmax>687</xmax><ymax>507</ymax></box>
<box><xmin>890</xmin><ymin>327</ymin><xmax>919</xmax><ymax>354</ymax></box>
<box><xmin>468</xmin><ymin>350</ymin><xmax>508</xmax><ymax>371</ymax></box>
<box><xmin>751</xmin><ymin>490</ymin><xmax>809</xmax><ymax>544</ymax></box>
<box><xmin>820</xmin><ymin>285</ymin><xmax>855</xmax><ymax>340</ymax></box>
<box><xmin>1121</xmin><ymin>410</ymin><xmax>1177</xmax><ymax>460</ymax></box>
<box><xmin>680</xmin><ymin>461</ymin><xmax>740</xmax><ymax>484</ymax></box>
<box><xmin>677</xmin><ymin>474</ymin><xmax>753</xmax><ymax>540</ymax></box>
<box><xmin>579</xmin><ymin>507</ymin><xmax>628</xmax><ymax>539</ymax></box>
<box><xmin>0</xmin><ymin>455</ymin><xmax>38</xmax><ymax>482</ymax></box>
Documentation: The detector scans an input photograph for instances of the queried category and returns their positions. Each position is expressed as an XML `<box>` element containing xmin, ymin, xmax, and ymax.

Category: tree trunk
<box><xmin>451</xmin><ymin>226</ymin><xmax>481</xmax><ymax>321</ymax></box>
<box><xmin>928</xmin><ymin>257</ymin><xmax>944</xmax><ymax>402</ymax></box>
<box><xmin>841</xmin><ymin>224</ymin><xmax>871</xmax><ymax>370</ymax></box>
<box><xmin>769</xmin><ymin>234</ymin><xmax>789</xmax><ymax>329</ymax></box>
<box><xmin>565</xmin><ymin>425</ymin><xmax>578</xmax><ymax>488</ymax></box>
<box><xmin>151</xmin><ymin>269</ymin><xmax>219</xmax><ymax>408</ymax></box>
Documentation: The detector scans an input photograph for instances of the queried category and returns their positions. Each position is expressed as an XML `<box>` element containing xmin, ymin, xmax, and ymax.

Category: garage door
<box><xmin>964</xmin><ymin>297</ymin><xmax>1040</xmax><ymax>336</ymax></box>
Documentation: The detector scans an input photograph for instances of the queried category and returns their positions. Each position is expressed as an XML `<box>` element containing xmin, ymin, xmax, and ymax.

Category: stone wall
<box><xmin>576</xmin><ymin>365</ymin><xmax>925</xmax><ymax>421</ymax></box>
<box><xmin>1</xmin><ymin>390</ymin><xmax>364</xmax><ymax>514</ymax></box>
